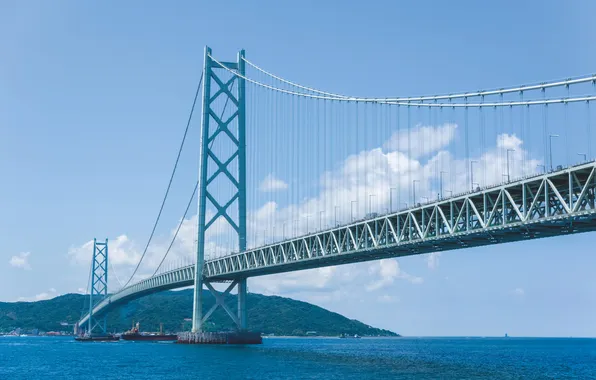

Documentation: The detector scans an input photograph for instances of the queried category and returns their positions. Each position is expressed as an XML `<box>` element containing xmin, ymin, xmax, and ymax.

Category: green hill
<box><xmin>0</xmin><ymin>290</ymin><xmax>397</xmax><ymax>337</ymax></box>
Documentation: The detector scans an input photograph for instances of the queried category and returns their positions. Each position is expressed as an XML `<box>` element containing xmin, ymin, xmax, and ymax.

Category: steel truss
<box><xmin>82</xmin><ymin>238</ymin><xmax>109</xmax><ymax>335</ymax></box>
<box><xmin>205</xmin><ymin>162</ymin><xmax>596</xmax><ymax>280</ymax></box>
<box><xmin>192</xmin><ymin>46</ymin><xmax>247</xmax><ymax>332</ymax></box>
<box><xmin>77</xmin><ymin>162</ymin><xmax>596</xmax><ymax>327</ymax></box>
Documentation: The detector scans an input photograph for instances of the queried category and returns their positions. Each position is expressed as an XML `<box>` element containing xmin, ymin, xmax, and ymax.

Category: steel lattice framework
<box><xmin>80</xmin><ymin>238</ymin><xmax>109</xmax><ymax>335</ymax></box>
<box><xmin>77</xmin><ymin>162</ymin><xmax>596</xmax><ymax>326</ymax></box>
<box><xmin>192</xmin><ymin>47</ymin><xmax>248</xmax><ymax>332</ymax></box>
<box><xmin>204</xmin><ymin>162</ymin><xmax>596</xmax><ymax>279</ymax></box>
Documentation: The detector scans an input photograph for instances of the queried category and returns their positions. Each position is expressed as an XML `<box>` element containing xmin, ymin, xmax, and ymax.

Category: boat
<box><xmin>121</xmin><ymin>322</ymin><xmax>177</xmax><ymax>342</ymax></box>
<box><xmin>339</xmin><ymin>333</ymin><xmax>361</xmax><ymax>339</ymax></box>
<box><xmin>75</xmin><ymin>334</ymin><xmax>119</xmax><ymax>342</ymax></box>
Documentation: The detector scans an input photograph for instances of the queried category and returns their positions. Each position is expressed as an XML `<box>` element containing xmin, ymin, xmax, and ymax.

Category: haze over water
<box><xmin>1</xmin><ymin>336</ymin><xmax>594</xmax><ymax>379</ymax></box>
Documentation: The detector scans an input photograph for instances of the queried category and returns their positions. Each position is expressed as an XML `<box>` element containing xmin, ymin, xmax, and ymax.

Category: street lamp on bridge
<box><xmin>413</xmin><ymin>180</ymin><xmax>420</xmax><ymax>205</ymax></box>
<box><xmin>506</xmin><ymin>149</ymin><xmax>515</xmax><ymax>182</ymax></box>
<box><xmin>440</xmin><ymin>171</ymin><xmax>447</xmax><ymax>200</ymax></box>
<box><xmin>390</xmin><ymin>187</ymin><xmax>397</xmax><ymax>212</ymax></box>
<box><xmin>549</xmin><ymin>134</ymin><xmax>559</xmax><ymax>171</ymax></box>
<box><xmin>319</xmin><ymin>211</ymin><xmax>324</xmax><ymax>231</ymax></box>
<box><xmin>470</xmin><ymin>160</ymin><xmax>479</xmax><ymax>191</ymax></box>
<box><xmin>369</xmin><ymin>194</ymin><xmax>376</xmax><ymax>215</ymax></box>
<box><xmin>578</xmin><ymin>152</ymin><xmax>587</xmax><ymax>162</ymax></box>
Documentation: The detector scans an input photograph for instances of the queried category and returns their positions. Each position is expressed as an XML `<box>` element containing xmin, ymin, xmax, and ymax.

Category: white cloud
<box><xmin>513</xmin><ymin>287</ymin><xmax>525</xmax><ymax>296</ymax></box>
<box><xmin>366</xmin><ymin>259</ymin><xmax>423</xmax><ymax>291</ymax></box>
<box><xmin>244</xmin><ymin>127</ymin><xmax>541</xmax><ymax>252</ymax></box>
<box><xmin>68</xmin><ymin>235</ymin><xmax>141</xmax><ymax>267</ymax></box>
<box><xmin>249</xmin><ymin>258</ymin><xmax>420</xmax><ymax>305</ymax></box>
<box><xmin>9</xmin><ymin>252</ymin><xmax>31</xmax><ymax>270</ymax></box>
<box><xmin>259</xmin><ymin>174</ymin><xmax>288</xmax><ymax>192</ymax></box>
<box><xmin>426</xmin><ymin>252</ymin><xmax>441</xmax><ymax>270</ymax></box>
<box><xmin>250</xmin><ymin>266</ymin><xmax>336</xmax><ymax>294</ymax></box>
<box><xmin>384</xmin><ymin>123</ymin><xmax>458</xmax><ymax>158</ymax></box>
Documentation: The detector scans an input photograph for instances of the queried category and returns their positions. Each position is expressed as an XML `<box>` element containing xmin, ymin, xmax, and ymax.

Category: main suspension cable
<box><xmin>212</xmin><ymin>54</ymin><xmax>596</xmax><ymax>105</ymax></box>
<box><xmin>122</xmin><ymin>72</ymin><xmax>204</xmax><ymax>288</ymax></box>
<box><xmin>152</xmin><ymin>181</ymin><xmax>199</xmax><ymax>276</ymax></box>
<box><xmin>242</xmin><ymin>56</ymin><xmax>348</xmax><ymax>98</ymax></box>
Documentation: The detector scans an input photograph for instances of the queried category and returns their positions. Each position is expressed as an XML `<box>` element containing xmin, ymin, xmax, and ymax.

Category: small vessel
<box><xmin>121</xmin><ymin>322</ymin><xmax>177</xmax><ymax>342</ymax></box>
<box><xmin>75</xmin><ymin>333</ymin><xmax>119</xmax><ymax>342</ymax></box>
<box><xmin>339</xmin><ymin>333</ymin><xmax>361</xmax><ymax>339</ymax></box>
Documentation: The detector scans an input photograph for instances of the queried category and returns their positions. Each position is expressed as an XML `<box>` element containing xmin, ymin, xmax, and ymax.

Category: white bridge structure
<box><xmin>78</xmin><ymin>161</ymin><xmax>596</xmax><ymax>330</ymax></box>
<box><xmin>77</xmin><ymin>47</ymin><xmax>596</xmax><ymax>335</ymax></box>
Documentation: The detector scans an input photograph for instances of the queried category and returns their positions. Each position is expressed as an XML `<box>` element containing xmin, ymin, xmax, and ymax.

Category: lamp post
<box><xmin>506</xmin><ymin>149</ymin><xmax>515</xmax><ymax>182</ymax></box>
<box><xmin>578</xmin><ymin>152</ymin><xmax>587</xmax><ymax>162</ymax></box>
<box><xmin>351</xmin><ymin>201</ymin><xmax>357</xmax><ymax>222</ymax></box>
<box><xmin>440</xmin><ymin>171</ymin><xmax>447</xmax><ymax>199</ymax></box>
<box><xmin>413</xmin><ymin>180</ymin><xmax>420</xmax><ymax>204</ymax></box>
<box><xmin>470</xmin><ymin>160</ymin><xmax>478</xmax><ymax>191</ymax></box>
<box><xmin>390</xmin><ymin>187</ymin><xmax>397</xmax><ymax>212</ymax></box>
<box><xmin>369</xmin><ymin>194</ymin><xmax>376</xmax><ymax>215</ymax></box>
<box><xmin>549</xmin><ymin>134</ymin><xmax>559</xmax><ymax>171</ymax></box>
<box><xmin>334</xmin><ymin>206</ymin><xmax>340</xmax><ymax>227</ymax></box>
<box><xmin>318</xmin><ymin>211</ymin><xmax>324</xmax><ymax>231</ymax></box>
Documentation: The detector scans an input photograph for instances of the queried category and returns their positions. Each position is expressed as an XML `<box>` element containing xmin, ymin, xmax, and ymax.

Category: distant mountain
<box><xmin>0</xmin><ymin>290</ymin><xmax>398</xmax><ymax>337</ymax></box>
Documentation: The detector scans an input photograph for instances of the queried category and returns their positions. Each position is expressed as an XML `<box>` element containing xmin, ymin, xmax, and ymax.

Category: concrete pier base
<box><xmin>177</xmin><ymin>331</ymin><xmax>262</xmax><ymax>344</ymax></box>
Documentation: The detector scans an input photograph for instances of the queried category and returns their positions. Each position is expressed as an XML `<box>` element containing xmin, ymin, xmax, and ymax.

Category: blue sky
<box><xmin>2</xmin><ymin>0</ymin><xmax>596</xmax><ymax>337</ymax></box>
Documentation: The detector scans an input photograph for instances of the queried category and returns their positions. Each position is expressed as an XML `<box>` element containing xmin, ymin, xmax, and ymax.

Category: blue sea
<box><xmin>0</xmin><ymin>336</ymin><xmax>594</xmax><ymax>379</ymax></box>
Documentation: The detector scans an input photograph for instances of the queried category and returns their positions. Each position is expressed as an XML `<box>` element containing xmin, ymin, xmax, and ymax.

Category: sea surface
<box><xmin>0</xmin><ymin>336</ymin><xmax>595</xmax><ymax>379</ymax></box>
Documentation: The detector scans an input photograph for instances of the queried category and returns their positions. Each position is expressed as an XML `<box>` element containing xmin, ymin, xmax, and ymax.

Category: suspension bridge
<box><xmin>77</xmin><ymin>47</ymin><xmax>596</xmax><ymax>339</ymax></box>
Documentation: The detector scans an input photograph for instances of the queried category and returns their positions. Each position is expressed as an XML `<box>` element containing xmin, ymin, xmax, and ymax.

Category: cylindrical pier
<box><xmin>177</xmin><ymin>331</ymin><xmax>262</xmax><ymax>344</ymax></box>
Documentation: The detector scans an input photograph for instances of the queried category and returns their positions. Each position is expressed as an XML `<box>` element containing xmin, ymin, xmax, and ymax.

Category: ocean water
<box><xmin>0</xmin><ymin>336</ymin><xmax>594</xmax><ymax>379</ymax></box>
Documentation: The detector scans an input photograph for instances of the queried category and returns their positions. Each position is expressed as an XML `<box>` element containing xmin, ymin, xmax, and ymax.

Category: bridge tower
<box><xmin>192</xmin><ymin>47</ymin><xmax>247</xmax><ymax>332</ymax></box>
<box><xmin>86</xmin><ymin>238</ymin><xmax>109</xmax><ymax>335</ymax></box>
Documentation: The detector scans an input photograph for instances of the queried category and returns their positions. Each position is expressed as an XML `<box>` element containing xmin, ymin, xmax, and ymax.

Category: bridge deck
<box><xmin>78</xmin><ymin>162</ymin><xmax>596</xmax><ymax>326</ymax></box>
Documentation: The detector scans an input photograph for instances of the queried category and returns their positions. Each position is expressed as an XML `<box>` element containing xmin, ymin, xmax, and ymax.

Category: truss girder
<box><xmin>203</xmin><ymin>163</ymin><xmax>596</xmax><ymax>279</ymax></box>
<box><xmin>78</xmin><ymin>163</ymin><xmax>596</xmax><ymax>327</ymax></box>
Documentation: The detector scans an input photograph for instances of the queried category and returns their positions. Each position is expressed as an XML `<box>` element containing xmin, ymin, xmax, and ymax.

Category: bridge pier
<box><xmin>183</xmin><ymin>277</ymin><xmax>260</xmax><ymax>344</ymax></box>
<box><xmin>190</xmin><ymin>46</ymin><xmax>251</xmax><ymax>340</ymax></box>
<box><xmin>191</xmin><ymin>267</ymin><xmax>203</xmax><ymax>332</ymax></box>
<box><xmin>237</xmin><ymin>278</ymin><xmax>247</xmax><ymax>330</ymax></box>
